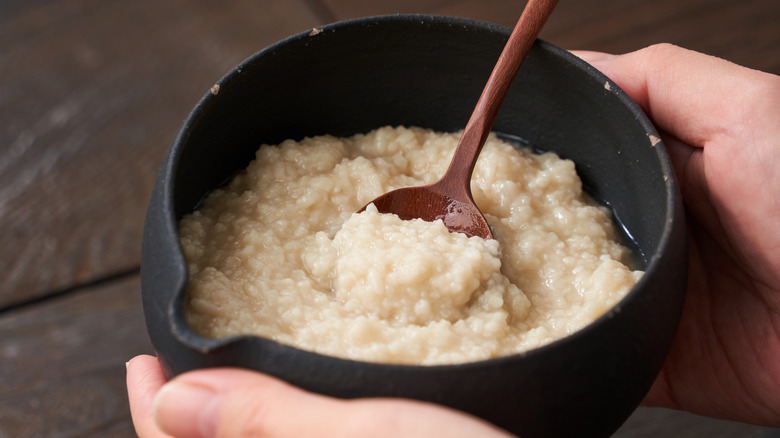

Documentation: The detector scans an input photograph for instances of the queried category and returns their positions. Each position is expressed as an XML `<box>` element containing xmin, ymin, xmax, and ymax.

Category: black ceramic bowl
<box><xmin>142</xmin><ymin>15</ymin><xmax>687</xmax><ymax>438</ymax></box>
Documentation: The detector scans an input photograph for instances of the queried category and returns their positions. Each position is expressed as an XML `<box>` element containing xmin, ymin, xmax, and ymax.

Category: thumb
<box><xmin>572</xmin><ymin>44</ymin><xmax>778</xmax><ymax>149</ymax></box>
<box><xmin>152</xmin><ymin>368</ymin><xmax>515</xmax><ymax>438</ymax></box>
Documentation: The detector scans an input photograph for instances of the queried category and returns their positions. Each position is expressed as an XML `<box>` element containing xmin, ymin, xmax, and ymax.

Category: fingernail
<box><xmin>154</xmin><ymin>380</ymin><xmax>219</xmax><ymax>438</ymax></box>
<box><xmin>571</xmin><ymin>51</ymin><xmax>617</xmax><ymax>67</ymax></box>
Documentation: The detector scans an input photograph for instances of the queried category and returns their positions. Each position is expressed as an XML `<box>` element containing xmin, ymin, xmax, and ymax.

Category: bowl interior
<box><xmin>172</xmin><ymin>17</ymin><xmax>670</xmax><ymax>262</ymax></box>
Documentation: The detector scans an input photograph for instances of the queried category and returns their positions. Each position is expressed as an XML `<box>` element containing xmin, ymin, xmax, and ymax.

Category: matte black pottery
<box><xmin>142</xmin><ymin>15</ymin><xmax>687</xmax><ymax>438</ymax></box>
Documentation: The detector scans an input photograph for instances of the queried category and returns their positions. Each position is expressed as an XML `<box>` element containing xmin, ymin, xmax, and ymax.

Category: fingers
<box><xmin>573</xmin><ymin>44</ymin><xmax>780</xmax><ymax>257</ymax></box>
<box><xmin>126</xmin><ymin>357</ymin><xmax>513</xmax><ymax>438</ymax></box>
<box><xmin>151</xmin><ymin>367</ymin><xmax>515</xmax><ymax>438</ymax></box>
<box><xmin>126</xmin><ymin>355</ymin><xmax>172</xmax><ymax>438</ymax></box>
<box><xmin>572</xmin><ymin>44</ymin><xmax>778</xmax><ymax>149</ymax></box>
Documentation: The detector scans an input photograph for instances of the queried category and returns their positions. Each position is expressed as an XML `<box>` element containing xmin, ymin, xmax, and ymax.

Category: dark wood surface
<box><xmin>1</xmin><ymin>0</ymin><xmax>778</xmax><ymax>436</ymax></box>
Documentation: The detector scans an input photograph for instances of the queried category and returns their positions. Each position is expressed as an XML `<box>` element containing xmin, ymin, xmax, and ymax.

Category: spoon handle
<box><xmin>442</xmin><ymin>0</ymin><xmax>560</xmax><ymax>187</ymax></box>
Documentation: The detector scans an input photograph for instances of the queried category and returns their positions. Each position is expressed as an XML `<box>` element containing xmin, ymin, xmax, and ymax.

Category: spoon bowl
<box><xmin>364</xmin><ymin>178</ymin><xmax>493</xmax><ymax>238</ymax></box>
<box><xmin>362</xmin><ymin>0</ymin><xmax>559</xmax><ymax>238</ymax></box>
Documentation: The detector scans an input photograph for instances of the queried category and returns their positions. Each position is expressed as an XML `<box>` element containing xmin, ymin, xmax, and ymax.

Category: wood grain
<box><xmin>616</xmin><ymin>407</ymin><xmax>778</xmax><ymax>438</ymax></box>
<box><xmin>1</xmin><ymin>275</ymin><xmax>777</xmax><ymax>438</ymax></box>
<box><xmin>2</xmin><ymin>0</ymin><xmax>779</xmax><ymax>436</ymax></box>
<box><xmin>0</xmin><ymin>0</ymin><xmax>322</xmax><ymax>309</ymax></box>
<box><xmin>0</xmin><ymin>275</ymin><xmax>149</xmax><ymax>438</ymax></box>
<box><xmin>317</xmin><ymin>0</ymin><xmax>780</xmax><ymax>74</ymax></box>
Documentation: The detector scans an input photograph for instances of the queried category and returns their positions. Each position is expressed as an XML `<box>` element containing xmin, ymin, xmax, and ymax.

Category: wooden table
<box><xmin>2</xmin><ymin>0</ymin><xmax>778</xmax><ymax>436</ymax></box>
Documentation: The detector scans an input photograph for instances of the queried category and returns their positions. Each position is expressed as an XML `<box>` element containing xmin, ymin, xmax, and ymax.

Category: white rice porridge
<box><xmin>180</xmin><ymin>126</ymin><xmax>642</xmax><ymax>365</ymax></box>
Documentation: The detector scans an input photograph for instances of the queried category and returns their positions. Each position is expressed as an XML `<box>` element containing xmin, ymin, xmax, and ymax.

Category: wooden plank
<box><xmin>541</xmin><ymin>0</ymin><xmax>780</xmax><ymax>74</ymax></box>
<box><xmin>317</xmin><ymin>0</ymin><xmax>780</xmax><ymax>74</ymax></box>
<box><xmin>0</xmin><ymin>0</ymin><xmax>322</xmax><ymax>308</ymax></box>
<box><xmin>617</xmin><ymin>407</ymin><xmax>780</xmax><ymax>437</ymax></box>
<box><xmin>3</xmin><ymin>1</ymin><xmax>778</xmax><ymax>437</ymax></box>
<box><xmin>0</xmin><ymin>275</ymin><xmax>149</xmax><ymax>438</ymax></box>
<box><xmin>1</xmin><ymin>274</ymin><xmax>777</xmax><ymax>437</ymax></box>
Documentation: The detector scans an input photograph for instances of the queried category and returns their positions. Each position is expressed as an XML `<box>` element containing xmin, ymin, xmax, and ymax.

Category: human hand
<box><xmin>574</xmin><ymin>44</ymin><xmax>780</xmax><ymax>425</ymax></box>
<box><xmin>126</xmin><ymin>44</ymin><xmax>780</xmax><ymax>436</ymax></box>
<box><xmin>126</xmin><ymin>354</ymin><xmax>515</xmax><ymax>438</ymax></box>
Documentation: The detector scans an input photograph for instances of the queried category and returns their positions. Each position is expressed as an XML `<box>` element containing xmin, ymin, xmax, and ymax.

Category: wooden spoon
<box><xmin>360</xmin><ymin>0</ymin><xmax>559</xmax><ymax>239</ymax></box>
